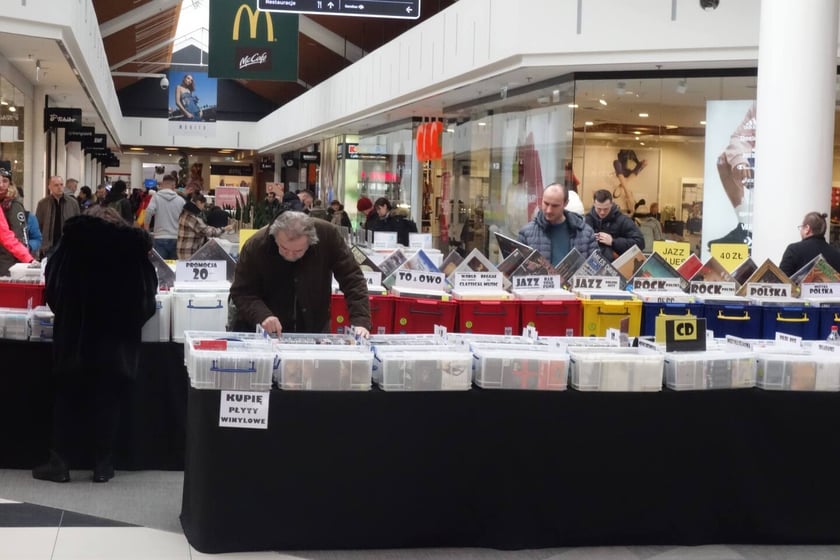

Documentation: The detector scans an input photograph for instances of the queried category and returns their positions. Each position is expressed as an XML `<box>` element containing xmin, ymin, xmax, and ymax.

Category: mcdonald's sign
<box><xmin>208</xmin><ymin>0</ymin><xmax>298</xmax><ymax>81</ymax></box>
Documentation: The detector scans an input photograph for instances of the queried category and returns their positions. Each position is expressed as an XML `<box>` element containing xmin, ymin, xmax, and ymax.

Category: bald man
<box><xmin>35</xmin><ymin>176</ymin><xmax>80</xmax><ymax>257</ymax></box>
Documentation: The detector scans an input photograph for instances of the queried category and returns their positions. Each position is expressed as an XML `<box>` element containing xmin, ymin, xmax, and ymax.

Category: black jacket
<box><xmin>585</xmin><ymin>203</ymin><xmax>645</xmax><ymax>262</ymax></box>
<box><xmin>373</xmin><ymin>208</ymin><xmax>418</xmax><ymax>246</ymax></box>
<box><xmin>779</xmin><ymin>235</ymin><xmax>840</xmax><ymax>276</ymax></box>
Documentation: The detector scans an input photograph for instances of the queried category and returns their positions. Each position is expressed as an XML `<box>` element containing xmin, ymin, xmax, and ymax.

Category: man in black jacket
<box><xmin>585</xmin><ymin>189</ymin><xmax>645</xmax><ymax>262</ymax></box>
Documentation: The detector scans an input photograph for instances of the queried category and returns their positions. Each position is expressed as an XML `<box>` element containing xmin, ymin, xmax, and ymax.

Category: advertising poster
<box><xmin>168</xmin><ymin>70</ymin><xmax>218</xmax><ymax>137</ymax></box>
<box><xmin>701</xmin><ymin>100</ymin><xmax>756</xmax><ymax>261</ymax></box>
<box><xmin>580</xmin><ymin>146</ymin><xmax>661</xmax><ymax>216</ymax></box>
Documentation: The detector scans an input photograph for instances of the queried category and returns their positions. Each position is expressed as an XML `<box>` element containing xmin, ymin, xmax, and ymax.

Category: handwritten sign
<box><xmin>176</xmin><ymin>260</ymin><xmax>226</xmax><ymax>283</ymax></box>
<box><xmin>571</xmin><ymin>276</ymin><xmax>621</xmax><ymax>291</ymax></box>
<box><xmin>710</xmin><ymin>243</ymin><xmax>749</xmax><ymax>273</ymax></box>
<box><xmin>453</xmin><ymin>272</ymin><xmax>503</xmax><ymax>290</ymax></box>
<box><xmin>652</xmin><ymin>241</ymin><xmax>691</xmax><ymax>268</ymax></box>
<box><xmin>219</xmin><ymin>391</ymin><xmax>269</xmax><ymax>430</ymax></box>
<box><xmin>408</xmin><ymin>233</ymin><xmax>433</xmax><ymax>249</ymax></box>
<box><xmin>394</xmin><ymin>269</ymin><xmax>446</xmax><ymax>290</ymax></box>
<box><xmin>512</xmin><ymin>275</ymin><xmax>562</xmax><ymax>290</ymax></box>
<box><xmin>746</xmin><ymin>283</ymin><xmax>792</xmax><ymax>298</ymax></box>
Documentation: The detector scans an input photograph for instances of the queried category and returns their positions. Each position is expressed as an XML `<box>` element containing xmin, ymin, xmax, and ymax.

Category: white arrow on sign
<box><xmin>406</xmin><ymin>7</ymin><xmax>412</xmax><ymax>12</ymax></box>
<box><xmin>327</xmin><ymin>1</ymin><xmax>334</xmax><ymax>7</ymax></box>
<box><xmin>359</xmin><ymin>4</ymin><xmax>365</xmax><ymax>9</ymax></box>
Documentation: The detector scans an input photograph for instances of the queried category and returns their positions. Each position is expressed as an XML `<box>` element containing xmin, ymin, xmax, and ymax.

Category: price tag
<box><xmin>513</xmin><ymin>275</ymin><xmax>562</xmax><ymax>290</ymax></box>
<box><xmin>408</xmin><ymin>233</ymin><xmax>432</xmax><ymax>249</ymax></box>
<box><xmin>652</xmin><ymin>241</ymin><xmax>691</xmax><ymax>267</ymax></box>
<box><xmin>219</xmin><ymin>391</ymin><xmax>269</xmax><ymax>430</ymax></box>
<box><xmin>801</xmin><ymin>283</ymin><xmax>840</xmax><ymax>297</ymax></box>
<box><xmin>453</xmin><ymin>272</ymin><xmax>503</xmax><ymax>290</ymax></box>
<box><xmin>689</xmin><ymin>281</ymin><xmax>738</xmax><ymax>296</ymax></box>
<box><xmin>775</xmin><ymin>332</ymin><xmax>802</xmax><ymax>348</ymax></box>
<box><xmin>747</xmin><ymin>283</ymin><xmax>791</xmax><ymax>298</ymax></box>
<box><xmin>571</xmin><ymin>276</ymin><xmax>621</xmax><ymax>290</ymax></box>
<box><xmin>176</xmin><ymin>260</ymin><xmax>226</xmax><ymax>283</ymax></box>
<box><xmin>363</xmin><ymin>271</ymin><xmax>383</xmax><ymax>287</ymax></box>
<box><xmin>709</xmin><ymin>243</ymin><xmax>749</xmax><ymax>273</ymax></box>
<box><xmin>630</xmin><ymin>278</ymin><xmax>682</xmax><ymax>291</ymax></box>
<box><xmin>373</xmin><ymin>231</ymin><xmax>398</xmax><ymax>248</ymax></box>
<box><xmin>394</xmin><ymin>269</ymin><xmax>446</xmax><ymax>290</ymax></box>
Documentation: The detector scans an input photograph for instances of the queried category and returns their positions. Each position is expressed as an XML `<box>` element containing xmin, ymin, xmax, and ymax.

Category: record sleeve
<box><xmin>612</xmin><ymin>245</ymin><xmax>647</xmax><ymax>281</ymax></box>
<box><xmin>690</xmin><ymin>257</ymin><xmax>736</xmax><ymax>283</ymax></box>
<box><xmin>439</xmin><ymin>250</ymin><xmax>464</xmax><ymax>278</ymax></box>
<box><xmin>630</xmin><ymin>252</ymin><xmax>689</xmax><ymax>291</ymax></box>
<box><xmin>351</xmin><ymin>245</ymin><xmax>384</xmax><ymax>274</ymax></box>
<box><xmin>493</xmin><ymin>231</ymin><xmax>536</xmax><ymax>259</ymax></box>
<box><xmin>731</xmin><ymin>258</ymin><xmax>758</xmax><ymax>286</ymax></box>
<box><xmin>736</xmin><ymin>259</ymin><xmax>793</xmax><ymax>296</ymax></box>
<box><xmin>676</xmin><ymin>254</ymin><xmax>704</xmax><ymax>281</ymax></box>
<box><xmin>789</xmin><ymin>255</ymin><xmax>840</xmax><ymax>285</ymax></box>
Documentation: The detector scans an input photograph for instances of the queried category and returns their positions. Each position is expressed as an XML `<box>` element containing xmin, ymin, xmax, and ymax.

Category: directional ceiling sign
<box><xmin>257</xmin><ymin>0</ymin><xmax>420</xmax><ymax>20</ymax></box>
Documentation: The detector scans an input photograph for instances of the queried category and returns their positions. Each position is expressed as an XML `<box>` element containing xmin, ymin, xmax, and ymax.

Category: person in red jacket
<box><xmin>0</xmin><ymin>196</ymin><xmax>35</xmax><ymax>268</ymax></box>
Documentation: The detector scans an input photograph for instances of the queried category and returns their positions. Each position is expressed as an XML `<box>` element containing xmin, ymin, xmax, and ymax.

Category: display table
<box><xmin>1</xmin><ymin>341</ymin><xmax>188</xmax><ymax>470</ymax></box>
<box><xmin>180</xmin><ymin>387</ymin><xmax>840</xmax><ymax>553</ymax></box>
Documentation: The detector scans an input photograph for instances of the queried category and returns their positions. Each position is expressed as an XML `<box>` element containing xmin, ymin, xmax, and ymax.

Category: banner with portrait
<box><xmin>168</xmin><ymin>70</ymin><xmax>218</xmax><ymax>137</ymax></box>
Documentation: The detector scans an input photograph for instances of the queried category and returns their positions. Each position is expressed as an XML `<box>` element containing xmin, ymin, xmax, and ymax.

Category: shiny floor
<box><xmin>2</xmin><ymin>468</ymin><xmax>840</xmax><ymax>560</ymax></box>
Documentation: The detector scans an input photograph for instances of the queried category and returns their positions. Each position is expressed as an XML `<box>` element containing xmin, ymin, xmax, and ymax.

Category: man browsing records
<box><xmin>518</xmin><ymin>183</ymin><xmax>598</xmax><ymax>264</ymax></box>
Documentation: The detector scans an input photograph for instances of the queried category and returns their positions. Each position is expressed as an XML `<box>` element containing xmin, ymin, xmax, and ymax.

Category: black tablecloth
<box><xmin>2</xmin><ymin>341</ymin><xmax>188</xmax><ymax>470</ymax></box>
<box><xmin>180</xmin><ymin>387</ymin><xmax>840</xmax><ymax>553</ymax></box>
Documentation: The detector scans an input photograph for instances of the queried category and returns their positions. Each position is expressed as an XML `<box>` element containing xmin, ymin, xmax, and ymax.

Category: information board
<box><xmin>258</xmin><ymin>0</ymin><xmax>420</xmax><ymax>20</ymax></box>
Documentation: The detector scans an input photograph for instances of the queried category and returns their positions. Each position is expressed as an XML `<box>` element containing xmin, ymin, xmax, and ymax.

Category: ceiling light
<box><xmin>8</xmin><ymin>106</ymin><xmax>15</xmax><ymax>112</ymax></box>
<box><xmin>616</xmin><ymin>81</ymin><xmax>626</xmax><ymax>96</ymax></box>
<box><xmin>640</xmin><ymin>142</ymin><xmax>646</xmax><ymax>146</ymax></box>
<box><xmin>676</xmin><ymin>79</ymin><xmax>688</xmax><ymax>94</ymax></box>
<box><xmin>639</xmin><ymin>113</ymin><xmax>649</xmax><ymax>118</ymax></box>
<box><xmin>567</xmin><ymin>103</ymin><xmax>578</xmax><ymax>108</ymax></box>
<box><xmin>164</xmin><ymin>147</ymin><xmax>178</xmax><ymax>151</ymax></box>
<box><xmin>0</xmin><ymin>99</ymin><xmax>7</xmax><ymax>106</ymax></box>
<box><xmin>584</xmin><ymin>121</ymin><xmax>594</xmax><ymax>126</ymax></box>
<box><xmin>129</xmin><ymin>147</ymin><xmax>144</xmax><ymax>151</ymax></box>
<box><xmin>700</xmin><ymin>120</ymin><xmax>707</xmax><ymax>125</ymax></box>
<box><xmin>665</xmin><ymin>124</ymin><xmax>679</xmax><ymax>129</ymax></box>
<box><xmin>477</xmin><ymin>122</ymin><xmax>487</xmax><ymax>126</ymax></box>
<box><xmin>633</xmin><ymin>131</ymin><xmax>642</xmax><ymax>135</ymax></box>
<box><xmin>599</xmin><ymin>98</ymin><xmax>608</xmax><ymax>106</ymax></box>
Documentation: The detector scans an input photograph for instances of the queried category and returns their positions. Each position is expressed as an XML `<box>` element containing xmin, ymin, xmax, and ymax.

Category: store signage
<box><xmin>689</xmin><ymin>281</ymin><xmax>737</xmax><ymax>296</ymax></box>
<box><xmin>337</xmin><ymin>143</ymin><xmax>388</xmax><ymax>161</ymax></box>
<box><xmin>513</xmin><ymin>275</ymin><xmax>562</xmax><ymax>290</ymax></box>
<box><xmin>453</xmin><ymin>272</ymin><xmax>503</xmax><ymax>291</ymax></box>
<box><xmin>258</xmin><ymin>0</ymin><xmax>420</xmax><ymax>20</ymax></box>
<box><xmin>652</xmin><ymin>241</ymin><xmax>691</xmax><ymax>268</ymax></box>
<box><xmin>219</xmin><ymin>391</ymin><xmax>269</xmax><ymax>429</ymax></box>
<box><xmin>664</xmin><ymin>317</ymin><xmax>707</xmax><ymax>352</ymax></box>
<box><xmin>299</xmin><ymin>151</ymin><xmax>320</xmax><ymax>164</ymax></box>
<box><xmin>176</xmin><ymin>260</ymin><xmax>227</xmax><ymax>283</ymax></box>
<box><xmin>800</xmin><ymin>283</ymin><xmax>840</xmax><ymax>298</ymax></box>
<box><xmin>209</xmin><ymin>164</ymin><xmax>254</xmax><ymax>176</ymax></box>
<box><xmin>394</xmin><ymin>270</ymin><xmax>446</xmax><ymax>290</ymax></box>
<box><xmin>259</xmin><ymin>158</ymin><xmax>275</xmax><ymax>171</ymax></box>
<box><xmin>630</xmin><ymin>278</ymin><xmax>682</xmax><ymax>291</ymax></box>
<box><xmin>746</xmin><ymin>282</ymin><xmax>791</xmax><ymax>298</ymax></box>
<box><xmin>65</xmin><ymin>126</ymin><xmax>94</xmax><ymax>144</ymax></box>
<box><xmin>408</xmin><ymin>233</ymin><xmax>432</xmax><ymax>249</ymax></box>
<box><xmin>710</xmin><ymin>242</ymin><xmax>749</xmax><ymax>273</ymax></box>
<box><xmin>570</xmin><ymin>276</ymin><xmax>621</xmax><ymax>291</ymax></box>
<box><xmin>43</xmin><ymin>107</ymin><xmax>82</xmax><ymax>131</ymax></box>
<box><xmin>208</xmin><ymin>1</ymin><xmax>298</xmax><ymax>81</ymax></box>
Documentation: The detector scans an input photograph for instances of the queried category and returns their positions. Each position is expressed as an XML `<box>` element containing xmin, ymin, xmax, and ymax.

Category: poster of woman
<box><xmin>167</xmin><ymin>70</ymin><xmax>218</xmax><ymax>137</ymax></box>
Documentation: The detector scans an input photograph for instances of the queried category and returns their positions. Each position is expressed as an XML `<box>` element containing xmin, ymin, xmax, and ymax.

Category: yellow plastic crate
<box><xmin>581</xmin><ymin>298</ymin><xmax>642</xmax><ymax>337</ymax></box>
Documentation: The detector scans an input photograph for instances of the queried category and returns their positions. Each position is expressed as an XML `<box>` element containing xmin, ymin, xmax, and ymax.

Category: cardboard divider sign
<box><xmin>394</xmin><ymin>269</ymin><xmax>446</xmax><ymax>290</ymax></box>
<box><xmin>453</xmin><ymin>272</ymin><xmax>503</xmax><ymax>291</ymax></box>
<box><xmin>664</xmin><ymin>317</ymin><xmax>707</xmax><ymax>352</ymax></box>
<box><xmin>219</xmin><ymin>391</ymin><xmax>270</xmax><ymax>430</ymax></box>
<box><xmin>652</xmin><ymin>241</ymin><xmax>691</xmax><ymax>268</ymax></box>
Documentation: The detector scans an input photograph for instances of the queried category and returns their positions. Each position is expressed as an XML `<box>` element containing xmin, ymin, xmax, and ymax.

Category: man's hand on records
<box><xmin>260</xmin><ymin>315</ymin><xmax>283</xmax><ymax>335</ymax></box>
<box><xmin>353</xmin><ymin>325</ymin><xmax>370</xmax><ymax>339</ymax></box>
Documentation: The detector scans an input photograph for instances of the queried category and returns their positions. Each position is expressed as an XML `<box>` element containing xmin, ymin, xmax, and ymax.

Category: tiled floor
<box><xmin>4</xmin><ymin>471</ymin><xmax>840</xmax><ymax>560</ymax></box>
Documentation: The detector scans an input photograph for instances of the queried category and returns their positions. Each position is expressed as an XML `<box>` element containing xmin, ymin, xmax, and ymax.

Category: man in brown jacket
<box><xmin>231</xmin><ymin>210</ymin><xmax>371</xmax><ymax>337</ymax></box>
<box><xmin>35</xmin><ymin>176</ymin><xmax>80</xmax><ymax>257</ymax></box>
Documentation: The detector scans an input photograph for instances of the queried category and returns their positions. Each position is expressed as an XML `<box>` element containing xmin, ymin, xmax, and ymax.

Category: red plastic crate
<box><xmin>392</xmin><ymin>297</ymin><xmax>458</xmax><ymax>334</ymax></box>
<box><xmin>0</xmin><ymin>282</ymin><xmax>45</xmax><ymax>309</ymax></box>
<box><xmin>456</xmin><ymin>300</ymin><xmax>521</xmax><ymax>335</ymax></box>
<box><xmin>519</xmin><ymin>299</ymin><xmax>582</xmax><ymax>336</ymax></box>
<box><xmin>330</xmin><ymin>293</ymin><xmax>396</xmax><ymax>334</ymax></box>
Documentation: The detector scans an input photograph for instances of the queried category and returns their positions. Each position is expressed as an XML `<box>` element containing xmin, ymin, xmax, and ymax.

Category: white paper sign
<box><xmin>408</xmin><ymin>233</ymin><xmax>433</xmax><ymax>249</ymax></box>
<box><xmin>373</xmin><ymin>231</ymin><xmax>398</xmax><ymax>248</ymax></box>
<box><xmin>219</xmin><ymin>391</ymin><xmax>269</xmax><ymax>430</ymax></box>
<box><xmin>690</xmin><ymin>282</ymin><xmax>738</xmax><ymax>296</ymax></box>
<box><xmin>747</xmin><ymin>283</ymin><xmax>792</xmax><ymax>298</ymax></box>
<box><xmin>394</xmin><ymin>269</ymin><xmax>446</xmax><ymax>290</ymax></box>
<box><xmin>800</xmin><ymin>283</ymin><xmax>840</xmax><ymax>298</ymax></box>
<box><xmin>775</xmin><ymin>332</ymin><xmax>802</xmax><ymax>348</ymax></box>
<box><xmin>512</xmin><ymin>275</ymin><xmax>562</xmax><ymax>290</ymax></box>
<box><xmin>453</xmin><ymin>272</ymin><xmax>503</xmax><ymax>290</ymax></box>
<box><xmin>176</xmin><ymin>260</ymin><xmax>226</xmax><ymax>283</ymax></box>
<box><xmin>631</xmin><ymin>278</ymin><xmax>682</xmax><ymax>291</ymax></box>
<box><xmin>363</xmin><ymin>271</ymin><xmax>383</xmax><ymax>287</ymax></box>
<box><xmin>571</xmin><ymin>276</ymin><xmax>621</xmax><ymax>290</ymax></box>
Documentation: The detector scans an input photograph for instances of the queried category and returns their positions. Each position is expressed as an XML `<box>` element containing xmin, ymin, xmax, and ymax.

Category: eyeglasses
<box><xmin>797</xmin><ymin>224</ymin><xmax>808</xmax><ymax>229</ymax></box>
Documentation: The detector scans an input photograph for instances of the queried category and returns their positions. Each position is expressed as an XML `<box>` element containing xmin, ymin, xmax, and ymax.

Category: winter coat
<box><xmin>0</xmin><ymin>198</ymin><xmax>29</xmax><ymax>275</ymax></box>
<box><xmin>230</xmin><ymin>220</ymin><xmax>371</xmax><ymax>333</ymax></box>
<box><xmin>518</xmin><ymin>209</ymin><xmax>598</xmax><ymax>263</ymax></box>
<box><xmin>779</xmin><ymin>236</ymin><xmax>840</xmax><ymax>277</ymax></box>
<box><xmin>45</xmin><ymin>214</ymin><xmax>157</xmax><ymax>380</ymax></box>
<box><xmin>585</xmin><ymin>203</ymin><xmax>646</xmax><ymax>262</ymax></box>
<box><xmin>373</xmin><ymin>207</ymin><xmax>418</xmax><ymax>246</ymax></box>
<box><xmin>144</xmin><ymin>189</ymin><xmax>185</xmax><ymax>239</ymax></box>
<box><xmin>0</xmin><ymin>203</ymin><xmax>33</xmax><ymax>274</ymax></box>
<box><xmin>35</xmin><ymin>194</ymin><xmax>80</xmax><ymax>257</ymax></box>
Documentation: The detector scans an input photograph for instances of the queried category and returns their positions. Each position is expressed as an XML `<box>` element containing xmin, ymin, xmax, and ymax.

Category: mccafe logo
<box><xmin>232</xmin><ymin>5</ymin><xmax>276</xmax><ymax>42</ymax></box>
<box><xmin>239</xmin><ymin>52</ymin><xmax>269</xmax><ymax>70</ymax></box>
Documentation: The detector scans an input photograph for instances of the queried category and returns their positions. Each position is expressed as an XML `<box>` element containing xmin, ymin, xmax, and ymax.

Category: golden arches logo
<box><xmin>232</xmin><ymin>5</ymin><xmax>275</xmax><ymax>42</ymax></box>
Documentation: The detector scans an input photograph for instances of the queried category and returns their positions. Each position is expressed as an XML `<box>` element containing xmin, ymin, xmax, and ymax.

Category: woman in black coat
<box><xmin>779</xmin><ymin>212</ymin><xmax>840</xmax><ymax>276</ymax></box>
<box><xmin>33</xmin><ymin>206</ymin><xmax>157</xmax><ymax>483</ymax></box>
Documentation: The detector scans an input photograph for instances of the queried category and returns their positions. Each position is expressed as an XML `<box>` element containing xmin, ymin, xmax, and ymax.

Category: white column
<box><xmin>55</xmin><ymin>128</ymin><xmax>67</xmax><ymax>183</ymax></box>
<box><xmin>30</xmin><ymin>87</ymin><xmax>47</xmax><ymax>201</ymax></box>
<box><xmin>751</xmin><ymin>0</ymin><xmax>839</xmax><ymax>264</ymax></box>
<box><xmin>65</xmin><ymin>139</ymin><xmax>83</xmax><ymax>186</ymax></box>
<box><xmin>131</xmin><ymin>156</ymin><xmax>143</xmax><ymax>189</ymax></box>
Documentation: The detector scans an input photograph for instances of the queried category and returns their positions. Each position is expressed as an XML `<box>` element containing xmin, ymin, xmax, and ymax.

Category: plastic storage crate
<box><xmin>814</xmin><ymin>302</ymin><xmax>840</xmax><ymax>339</ymax></box>
<box><xmin>456</xmin><ymin>300</ymin><xmax>520</xmax><ymax>335</ymax></box>
<box><xmin>569</xmin><ymin>348</ymin><xmax>663</xmax><ymax>391</ymax></box>
<box><xmin>373</xmin><ymin>350</ymin><xmax>472</xmax><ymax>391</ymax></box>
<box><xmin>185</xmin><ymin>334</ymin><xmax>276</xmax><ymax>391</ymax></box>
<box><xmin>755</xmin><ymin>353</ymin><xmax>840</xmax><ymax>391</ymax></box>
<box><xmin>330</xmin><ymin>293</ymin><xmax>395</xmax><ymax>335</ymax></box>
<box><xmin>581</xmin><ymin>299</ymin><xmax>642</xmax><ymax>337</ymax></box>
<box><xmin>171</xmin><ymin>282</ymin><xmax>230</xmax><ymax>342</ymax></box>
<box><xmin>663</xmin><ymin>350</ymin><xmax>756</xmax><ymax>390</ymax></box>
<box><xmin>392</xmin><ymin>297</ymin><xmax>458</xmax><ymax>334</ymax></box>
<box><xmin>28</xmin><ymin>306</ymin><xmax>54</xmax><ymax>341</ymax></box>
<box><xmin>142</xmin><ymin>292</ymin><xmax>172</xmax><ymax>342</ymax></box>
<box><xmin>472</xmin><ymin>348</ymin><xmax>569</xmax><ymax>390</ymax></box>
<box><xmin>641</xmin><ymin>302</ymin><xmax>704</xmax><ymax>338</ymax></box>
<box><xmin>0</xmin><ymin>307</ymin><xmax>29</xmax><ymax>340</ymax></box>
<box><xmin>701</xmin><ymin>299</ymin><xmax>762</xmax><ymax>339</ymax></box>
<box><xmin>760</xmin><ymin>303</ymin><xmax>818</xmax><ymax>340</ymax></box>
<box><xmin>0</xmin><ymin>281</ymin><xmax>45</xmax><ymax>309</ymax></box>
<box><xmin>275</xmin><ymin>350</ymin><xmax>372</xmax><ymax>391</ymax></box>
<box><xmin>519</xmin><ymin>299</ymin><xmax>582</xmax><ymax>336</ymax></box>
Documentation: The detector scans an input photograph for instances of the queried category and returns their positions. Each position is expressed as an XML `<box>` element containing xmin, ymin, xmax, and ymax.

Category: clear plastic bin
<box><xmin>0</xmin><ymin>307</ymin><xmax>29</xmax><ymax>340</ymax></box>
<box><xmin>373</xmin><ymin>350</ymin><xmax>472</xmax><ymax>391</ymax></box>
<box><xmin>756</xmin><ymin>353</ymin><xmax>840</xmax><ymax>391</ymax></box>
<box><xmin>28</xmin><ymin>306</ymin><xmax>54</xmax><ymax>341</ymax></box>
<box><xmin>569</xmin><ymin>349</ymin><xmax>664</xmax><ymax>391</ymax></box>
<box><xmin>664</xmin><ymin>350</ymin><xmax>755</xmax><ymax>390</ymax></box>
<box><xmin>472</xmin><ymin>348</ymin><xmax>569</xmax><ymax>390</ymax></box>
<box><xmin>275</xmin><ymin>350</ymin><xmax>372</xmax><ymax>391</ymax></box>
<box><xmin>142</xmin><ymin>292</ymin><xmax>172</xmax><ymax>342</ymax></box>
<box><xmin>185</xmin><ymin>332</ymin><xmax>276</xmax><ymax>391</ymax></box>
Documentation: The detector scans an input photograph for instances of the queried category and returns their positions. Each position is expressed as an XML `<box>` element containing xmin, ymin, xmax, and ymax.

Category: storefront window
<box><xmin>0</xmin><ymin>76</ymin><xmax>25</xmax><ymax>188</ymax></box>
